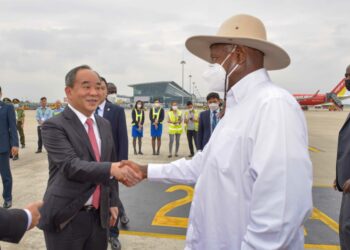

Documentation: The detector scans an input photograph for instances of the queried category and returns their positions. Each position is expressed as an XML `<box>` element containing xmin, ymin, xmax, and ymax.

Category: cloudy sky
<box><xmin>0</xmin><ymin>0</ymin><xmax>349</xmax><ymax>101</ymax></box>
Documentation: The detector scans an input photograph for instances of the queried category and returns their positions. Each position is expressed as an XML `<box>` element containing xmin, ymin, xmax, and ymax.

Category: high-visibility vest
<box><xmin>184</xmin><ymin>109</ymin><xmax>199</xmax><ymax>131</ymax></box>
<box><xmin>168</xmin><ymin>110</ymin><xmax>183</xmax><ymax>135</ymax></box>
<box><xmin>152</xmin><ymin>107</ymin><xmax>163</xmax><ymax>124</ymax></box>
<box><xmin>132</xmin><ymin>109</ymin><xmax>143</xmax><ymax>125</ymax></box>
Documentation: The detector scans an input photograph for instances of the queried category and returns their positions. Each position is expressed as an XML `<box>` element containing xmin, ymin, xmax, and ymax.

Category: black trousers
<box><xmin>37</xmin><ymin>126</ymin><xmax>42</xmax><ymax>150</ymax></box>
<box><xmin>44</xmin><ymin>210</ymin><xmax>108</xmax><ymax>250</ymax></box>
<box><xmin>186</xmin><ymin>130</ymin><xmax>198</xmax><ymax>155</ymax></box>
<box><xmin>340</xmin><ymin>192</ymin><xmax>350</xmax><ymax>249</ymax></box>
<box><xmin>0</xmin><ymin>152</ymin><xmax>12</xmax><ymax>202</ymax></box>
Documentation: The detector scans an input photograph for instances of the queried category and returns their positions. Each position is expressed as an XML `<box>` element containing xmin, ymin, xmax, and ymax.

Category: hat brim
<box><xmin>185</xmin><ymin>35</ymin><xmax>290</xmax><ymax>70</ymax></box>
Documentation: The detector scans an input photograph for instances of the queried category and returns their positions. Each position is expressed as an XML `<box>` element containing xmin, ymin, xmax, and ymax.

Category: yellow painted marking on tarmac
<box><xmin>312</xmin><ymin>184</ymin><xmax>333</xmax><ymax>188</ymax></box>
<box><xmin>308</xmin><ymin>146</ymin><xmax>322</xmax><ymax>153</ymax></box>
<box><xmin>304</xmin><ymin>244</ymin><xmax>340</xmax><ymax>249</ymax></box>
<box><xmin>310</xmin><ymin>208</ymin><xmax>339</xmax><ymax>234</ymax></box>
<box><xmin>304</xmin><ymin>227</ymin><xmax>307</xmax><ymax>236</ymax></box>
<box><xmin>120</xmin><ymin>230</ymin><xmax>186</xmax><ymax>240</ymax></box>
<box><xmin>152</xmin><ymin>185</ymin><xmax>194</xmax><ymax>228</ymax></box>
<box><xmin>120</xmin><ymin>231</ymin><xmax>341</xmax><ymax>249</ymax></box>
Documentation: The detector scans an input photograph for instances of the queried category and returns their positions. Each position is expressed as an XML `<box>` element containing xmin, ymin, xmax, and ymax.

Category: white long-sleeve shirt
<box><xmin>148</xmin><ymin>69</ymin><xmax>313</xmax><ymax>250</ymax></box>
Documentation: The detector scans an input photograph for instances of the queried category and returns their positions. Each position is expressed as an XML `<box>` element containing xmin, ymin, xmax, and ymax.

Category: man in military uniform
<box><xmin>12</xmin><ymin>99</ymin><xmax>25</xmax><ymax>151</ymax></box>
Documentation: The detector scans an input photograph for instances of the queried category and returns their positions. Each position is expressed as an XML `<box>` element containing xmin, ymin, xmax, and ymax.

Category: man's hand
<box><xmin>109</xmin><ymin>207</ymin><xmax>119</xmax><ymax>227</ymax></box>
<box><xmin>343</xmin><ymin>179</ymin><xmax>350</xmax><ymax>193</ymax></box>
<box><xmin>120</xmin><ymin>160</ymin><xmax>147</xmax><ymax>187</ymax></box>
<box><xmin>110</xmin><ymin>162</ymin><xmax>142</xmax><ymax>187</ymax></box>
<box><xmin>333</xmin><ymin>179</ymin><xmax>338</xmax><ymax>191</ymax></box>
<box><xmin>25</xmin><ymin>201</ymin><xmax>43</xmax><ymax>230</ymax></box>
<box><xmin>11</xmin><ymin>147</ymin><xmax>19</xmax><ymax>157</ymax></box>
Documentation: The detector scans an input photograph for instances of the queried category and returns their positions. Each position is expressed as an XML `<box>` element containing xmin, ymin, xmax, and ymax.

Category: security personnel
<box><xmin>149</xmin><ymin>99</ymin><xmax>164</xmax><ymax>155</ymax></box>
<box><xmin>167</xmin><ymin>101</ymin><xmax>182</xmax><ymax>157</ymax></box>
<box><xmin>131</xmin><ymin>100</ymin><xmax>145</xmax><ymax>155</ymax></box>
<box><xmin>13</xmin><ymin>99</ymin><xmax>25</xmax><ymax>154</ymax></box>
<box><xmin>184</xmin><ymin>101</ymin><xmax>199</xmax><ymax>157</ymax></box>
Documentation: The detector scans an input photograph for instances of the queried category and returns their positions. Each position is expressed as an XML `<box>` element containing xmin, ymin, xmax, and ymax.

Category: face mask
<box><xmin>202</xmin><ymin>45</ymin><xmax>239</xmax><ymax>93</ymax></box>
<box><xmin>345</xmin><ymin>79</ymin><xmax>350</xmax><ymax>91</ymax></box>
<box><xmin>107</xmin><ymin>93</ymin><xmax>117</xmax><ymax>103</ymax></box>
<box><xmin>14</xmin><ymin>104</ymin><xmax>19</xmax><ymax>108</ymax></box>
<box><xmin>137</xmin><ymin>104</ymin><xmax>142</xmax><ymax>109</ymax></box>
<box><xmin>172</xmin><ymin>106</ymin><xmax>178</xmax><ymax>111</ymax></box>
<box><xmin>208</xmin><ymin>103</ymin><xmax>219</xmax><ymax>111</ymax></box>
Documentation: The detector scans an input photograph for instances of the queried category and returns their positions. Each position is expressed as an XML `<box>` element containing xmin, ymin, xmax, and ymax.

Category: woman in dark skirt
<box><xmin>131</xmin><ymin>100</ymin><xmax>145</xmax><ymax>155</ymax></box>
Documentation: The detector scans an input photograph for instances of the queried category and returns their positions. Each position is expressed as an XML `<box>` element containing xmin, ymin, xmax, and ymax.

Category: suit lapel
<box><xmin>63</xmin><ymin>107</ymin><xmax>97</xmax><ymax>161</ymax></box>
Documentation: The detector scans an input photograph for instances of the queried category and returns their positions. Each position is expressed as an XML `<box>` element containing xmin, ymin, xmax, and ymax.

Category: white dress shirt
<box><xmin>68</xmin><ymin>104</ymin><xmax>101</xmax><ymax>205</ymax></box>
<box><xmin>148</xmin><ymin>69</ymin><xmax>313</xmax><ymax>250</ymax></box>
<box><xmin>97</xmin><ymin>100</ymin><xmax>106</xmax><ymax>117</ymax></box>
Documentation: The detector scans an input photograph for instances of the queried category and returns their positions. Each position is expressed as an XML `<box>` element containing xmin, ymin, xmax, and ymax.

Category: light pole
<box><xmin>188</xmin><ymin>74</ymin><xmax>192</xmax><ymax>94</ymax></box>
<box><xmin>192</xmin><ymin>81</ymin><xmax>196</xmax><ymax>102</ymax></box>
<box><xmin>180</xmin><ymin>60</ymin><xmax>186</xmax><ymax>89</ymax></box>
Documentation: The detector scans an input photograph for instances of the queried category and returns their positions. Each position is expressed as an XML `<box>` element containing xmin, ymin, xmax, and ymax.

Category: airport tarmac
<box><xmin>0</xmin><ymin>109</ymin><xmax>347</xmax><ymax>250</ymax></box>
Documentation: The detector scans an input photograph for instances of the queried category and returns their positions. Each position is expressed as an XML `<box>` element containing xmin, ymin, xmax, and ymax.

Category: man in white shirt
<box><xmin>123</xmin><ymin>14</ymin><xmax>313</xmax><ymax>249</ymax></box>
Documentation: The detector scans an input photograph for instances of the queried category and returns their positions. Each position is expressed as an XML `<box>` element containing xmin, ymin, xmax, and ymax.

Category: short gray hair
<box><xmin>65</xmin><ymin>65</ymin><xmax>92</xmax><ymax>87</ymax></box>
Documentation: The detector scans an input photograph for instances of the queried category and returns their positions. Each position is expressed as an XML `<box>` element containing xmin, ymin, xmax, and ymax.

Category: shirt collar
<box><xmin>68</xmin><ymin>104</ymin><xmax>96</xmax><ymax>126</ymax></box>
<box><xmin>226</xmin><ymin>68</ymin><xmax>270</xmax><ymax>106</ymax></box>
<box><xmin>98</xmin><ymin>100</ymin><xmax>106</xmax><ymax>112</ymax></box>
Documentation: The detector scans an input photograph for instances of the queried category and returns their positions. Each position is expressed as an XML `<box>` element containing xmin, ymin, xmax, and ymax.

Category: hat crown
<box><xmin>216</xmin><ymin>14</ymin><xmax>267</xmax><ymax>41</ymax></box>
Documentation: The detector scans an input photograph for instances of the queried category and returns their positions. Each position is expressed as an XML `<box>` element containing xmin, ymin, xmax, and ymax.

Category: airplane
<box><xmin>293</xmin><ymin>79</ymin><xmax>349</xmax><ymax>110</ymax></box>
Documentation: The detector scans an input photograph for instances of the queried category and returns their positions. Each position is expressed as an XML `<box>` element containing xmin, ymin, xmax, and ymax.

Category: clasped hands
<box><xmin>110</xmin><ymin>160</ymin><xmax>146</xmax><ymax>187</ymax></box>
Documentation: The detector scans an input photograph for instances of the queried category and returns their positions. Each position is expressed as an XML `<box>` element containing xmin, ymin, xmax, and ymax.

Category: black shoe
<box><xmin>168</xmin><ymin>155</ymin><xmax>172</xmax><ymax>158</ymax></box>
<box><xmin>175</xmin><ymin>154</ymin><xmax>179</xmax><ymax>157</ymax></box>
<box><xmin>188</xmin><ymin>154</ymin><xmax>194</xmax><ymax>157</ymax></box>
<box><xmin>138</xmin><ymin>151</ymin><xmax>143</xmax><ymax>155</ymax></box>
<box><xmin>120</xmin><ymin>214</ymin><xmax>130</xmax><ymax>225</ymax></box>
<box><xmin>35</xmin><ymin>149</ymin><xmax>42</xmax><ymax>153</ymax></box>
<box><xmin>134</xmin><ymin>151</ymin><xmax>138</xmax><ymax>155</ymax></box>
<box><xmin>109</xmin><ymin>236</ymin><xmax>121</xmax><ymax>250</ymax></box>
<box><xmin>21</xmin><ymin>145</ymin><xmax>25</xmax><ymax>149</ymax></box>
<box><xmin>12</xmin><ymin>155</ymin><xmax>19</xmax><ymax>161</ymax></box>
<box><xmin>157</xmin><ymin>151</ymin><xmax>160</xmax><ymax>155</ymax></box>
<box><xmin>3</xmin><ymin>201</ymin><xmax>12</xmax><ymax>209</ymax></box>
<box><xmin>152</xmin><ymin>152</ymin><xmax>156</xmax><ymax>155</ymax></box>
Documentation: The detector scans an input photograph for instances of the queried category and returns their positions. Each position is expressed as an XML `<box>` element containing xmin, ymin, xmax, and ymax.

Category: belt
<box><xmin>80</xmin><ymin>205</ymin><xmax>98</xmax><ymax>212</ymax></box>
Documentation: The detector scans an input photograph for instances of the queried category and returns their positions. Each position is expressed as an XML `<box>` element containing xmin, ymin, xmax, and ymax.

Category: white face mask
<box><xmin>14</xmin><ymin>104</ymin><xmax>19</xmax><ymax>108</ymax></box>
<box><xmin>202</xmin><ymin>45</ymin><xmax>239</xmax><ymax>93</ymax></box>
<box><xmin>172</xmin><ymin>106</ymin><xmax>178</xmax><ymax>111</ymax></box>
<box><xmin>107</xmin><ymin>93</ymin><xmax>117</xmax><ymax>103</ymax></box>
<box><xmin>137</xmin><ymin>104</ymin><xmax>142</xmax><ymax>109</ymax></box>
<box><xmin>208</xmin><ymin>103</ymin><xmax>219</xmax><ymax>111</ymax></box>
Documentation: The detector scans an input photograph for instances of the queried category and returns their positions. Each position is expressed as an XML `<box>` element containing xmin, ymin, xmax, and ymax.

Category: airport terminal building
<box><xmin>129</xmin><ymin>81</ymin><xmax>192</xmax><ymax>107</ymax></box>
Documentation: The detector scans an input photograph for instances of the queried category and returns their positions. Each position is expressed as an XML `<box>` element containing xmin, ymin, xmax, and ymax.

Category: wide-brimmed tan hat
<box><xmin>185</xmin><ymin>14</ymin><xmax>290</xmax><ymax>70</ymax></box>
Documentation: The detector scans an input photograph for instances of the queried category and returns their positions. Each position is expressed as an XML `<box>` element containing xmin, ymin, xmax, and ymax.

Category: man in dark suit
<box><xmin>97</xmin><ymin>78</ymin><xmax>129</xmax><ymax>250</ymax></box>
<box><xmin>335</xmin><ymin>64</ymin><xmax>350</xmax><ymax>249</ymax></box>
<box><xmin>0</xmin><ymin>201</ymin><xmax>43</xmax><ymax>244</ymax></box>
<box><xmin>39</xmin><ymin>65</ymin><xmax>140</xmax><ymax>250</ymax></box>
<box><xmin>0</xmin><ymin>86</ymin><xmax>19</xmax><ymax>209</ymax></box>
<box><xmin>197</xmin><ymin>92</ymin><xmax>221</xmax><ymax>151</ymax></box>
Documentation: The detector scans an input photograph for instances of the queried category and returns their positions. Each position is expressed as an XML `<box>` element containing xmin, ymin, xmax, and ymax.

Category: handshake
<box><xmin>110</xmin><ymin>160</ymin><xmax>147</xmax><ymax>187</ymax></box>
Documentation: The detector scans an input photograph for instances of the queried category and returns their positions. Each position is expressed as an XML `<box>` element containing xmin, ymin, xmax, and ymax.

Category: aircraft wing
<box><xmin>295</xmin><ymin>90</ymin><xmax>320</xmax><ymax>101</ymax></box>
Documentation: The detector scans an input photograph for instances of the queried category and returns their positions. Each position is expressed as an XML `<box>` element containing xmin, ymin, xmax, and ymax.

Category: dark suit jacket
<box><xmin>197</xmin><ymin>110</ymin><xmax>211</xmax><ymax>151</ymax></box>
<box><xmin>38</xmin><ymin>107</ymin><xmax>119</xmax><ymax>232</ymax></box>
<box><xmin>103</xmin><ymin>101</ymin><xmax>128</xmax><ymax>161</ymax></box>
<box><xmin>0</xmin><ymin>101</ymin><xmax>19</xmax><ymax>153</ymax></box>
<box><xmin>0</xmin><ymin>208</ymin><xmax>27</xmax><ymax>243</ymax></box>
<box><xmin>103</xmin><ymin>101</ymin><xmax>128</xmax><ymax>208</ymax></box>
<box><xmin>336</xmin><ymin>113</ymin><xmax>350</xmax><ymax>191</ymax></box>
